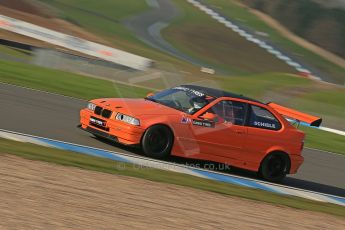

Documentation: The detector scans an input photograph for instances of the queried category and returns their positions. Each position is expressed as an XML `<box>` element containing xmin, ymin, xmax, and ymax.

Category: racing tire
<box><xmin>259</xmin><ymin>152</ymin><xmax>290</xmax><ymax>183</ymax></box>
<box><xmin>141</xmin><ymin>125</ymin><xmax>173</xmax><ymax>159</ymax></box>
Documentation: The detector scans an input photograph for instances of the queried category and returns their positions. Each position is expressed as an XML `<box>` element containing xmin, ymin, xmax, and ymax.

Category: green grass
<box><xmin>36</xmin><ymin>0</ymin><xmax>197</xmax><ymax>72</ymax></box>
<box><xmin>0</xmin><ymin>45</ymin><xmax>32</xmax><ymax>60</ymax></box>
<box><xmin>204</xmin><ymin>0</ymin><xmax>345</xmax><ymax>84</ymax></box>
<box><xmin>0</xmin><ymin>60</ymin><xmax>344</xmax><ymax>154</ymax></box>
<box><xmin>290</xmin><ymin>89</ymin><xmax>345</xmax><ymax>131</ymax></box>
<box><xmin>37</xmin><ymin>0</ymin><xmax>297</xmax><ymax>75</ymax></box>
<box><xmin>0</xmin><ymin>60</ymin><xmax>149</xmax><ymax>99</ymax></box>
<box><xmin>218</xmin><ymin>72</ymin><xmax>313</xmax><ymax>98</ymax></box>
<box><xmin>162</xmin><ymin>0</ymin><xmax>295</xmax><ymax>75</ymax></box>
<box><xmin>36</xmin><ymin>0</ymin><xmax>345</xmax><ymax>82</ymax></box>
<box><xmin>301</xmin><ymin>126</ymin><xmax>345</xmax><ymax>155</ymax></box>
<box><xmin>292</xmin><ymin>90</ymin><xmax>345</xmax><ymax>117</ymax></box>
<box><xmin>1</xmin><ymin>138</ymin><xmax>344</xmax><ymax>217</ymax></box>
<box><xmin>39</xmin><ymin>0</ymin><xmax>147</xmax><ymax>44</ymax></box>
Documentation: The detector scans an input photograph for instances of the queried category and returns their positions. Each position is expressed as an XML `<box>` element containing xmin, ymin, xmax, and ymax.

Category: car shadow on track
<box><xmin>282</xmin><ymin>177</ymin><xmax>345</xmax><ymax>197</ymax></box>
<box><xmin>222</xmin><ymin>165</ymin><xmax>345</xmax><ymax>198</ymax></box>
<box><xmin>91</xmin><ymin>136</ymin><xmax>345</xmax><ymax>198</ymax></box>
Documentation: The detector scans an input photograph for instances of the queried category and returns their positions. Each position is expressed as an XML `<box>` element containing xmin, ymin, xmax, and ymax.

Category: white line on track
<box><xmin>305</xmin><ymin>147</ymin><xmax>345</xmax><ymax>157</ymax></box>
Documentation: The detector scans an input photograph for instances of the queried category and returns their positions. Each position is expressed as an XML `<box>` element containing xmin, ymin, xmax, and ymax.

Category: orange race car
<box><xmin>79</xmin><ymin>85</ymin><xmax>322</xmax><ymax>182</ymax></box>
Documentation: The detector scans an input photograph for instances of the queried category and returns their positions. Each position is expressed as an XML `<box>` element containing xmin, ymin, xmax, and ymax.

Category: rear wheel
<box><xmin>141</xmin><ymin>125</ymin><xmax>173</xmax><ymax>159</ymax></box>
<box><xmin>259</xmin><ymin>152</ymin><xmax>290</xmax><ymax>183</ymax></box>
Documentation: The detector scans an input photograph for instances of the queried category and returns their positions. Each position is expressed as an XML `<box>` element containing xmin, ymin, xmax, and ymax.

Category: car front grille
<box><xmin>101</xmin><ymin>109</ymin><xmax>112</xmax><ymax>118</ymax></box>
<box><xmin>94</xmin><ymin>106</ymin><xmax>112</xmax><ymax>118</ymax></box>
<box><xmin>94</xmin><ymin>106</ymin><xmax>102</xmax><ymax>115</ymax></box>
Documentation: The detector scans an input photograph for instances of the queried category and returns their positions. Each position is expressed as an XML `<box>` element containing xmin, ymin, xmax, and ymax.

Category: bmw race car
<box><xmin>79</xmin><ymin>85</ymin><xmax>322</xmax><ymax>182</ymax></box>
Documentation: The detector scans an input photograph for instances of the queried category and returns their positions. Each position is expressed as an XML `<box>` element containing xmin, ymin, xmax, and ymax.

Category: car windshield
<box><xmin>146</xmin><ymin>86</ymin><xmax>215</xmax><ymax>114</ymax></box>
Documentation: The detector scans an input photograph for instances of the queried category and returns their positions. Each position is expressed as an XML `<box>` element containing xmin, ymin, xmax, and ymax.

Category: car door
<box><xmin>242</xmin><ymin>104</ymin><xmax>283</xmax><ymax>163</ymax></box>
<box><xmin>191</xmin><ymin>99</ymin><xmax>248</xmax><ymax>160</ymax></box>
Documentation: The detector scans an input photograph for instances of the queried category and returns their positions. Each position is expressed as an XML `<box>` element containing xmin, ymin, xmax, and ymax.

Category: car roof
<box><xmin>181</xmin><ymin>85</ymin><xmax>263</xmax><ymax>104</ymax></box>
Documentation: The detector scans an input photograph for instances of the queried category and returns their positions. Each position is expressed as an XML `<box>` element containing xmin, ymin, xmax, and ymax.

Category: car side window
<box><xmin>205</xmin><ymin>100</ymin><xmax>247</xmax><ymax>125</ymax></box>
<box><xmin>248</xmin><ymin>105</ymin><xmax>281</xmax><ymax>130</ymax></box>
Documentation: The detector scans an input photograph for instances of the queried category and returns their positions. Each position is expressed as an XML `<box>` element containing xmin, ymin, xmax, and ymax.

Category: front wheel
<box><xmin>259</xmin><ymin>152</ymin><xmax>290</xmax><ymax>183</ymax></box>
<box><xmin>141</xmin><ymin>125</ymin><xmax>173</xmax><ymax>159</ymax></box>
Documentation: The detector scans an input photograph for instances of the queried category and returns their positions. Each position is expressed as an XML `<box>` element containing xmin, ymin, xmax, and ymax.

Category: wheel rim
<box><xmin>267</xmin><ymin>155</ymin><xmax>286</xmax><ymax>178</ymax></box>
<box><xmin>147</xmin><ymin>129</ymin><xmax>169</xmax><ymax>154</ymax></box>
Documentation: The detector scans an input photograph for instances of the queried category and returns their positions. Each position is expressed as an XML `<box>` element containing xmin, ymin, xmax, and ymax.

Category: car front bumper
<box><xmin>80</xmin><ymin>108</ymin><xmax>145</xmax><ymax>145</ymax></box>
<box><xmin>289</xmin><ymin>154</ymin><xmax>304</xmax><ymax>174</ymax></box>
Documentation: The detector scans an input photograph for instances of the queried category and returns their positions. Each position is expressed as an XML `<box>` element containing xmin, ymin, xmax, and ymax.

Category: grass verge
<box><xmin>38</xmin><ymin>0</ymin><xmax>148</xmax><ymax>46</ymax></box>
<box><xmin>38</xmin><ymin>0</ymin><xmax>296</xmax><ymax>75</ymax></box>
<box><xmin>36</xmin><ymin>0</ymin><xmax>198</xmax><ymax>73</ymax></box>
<box><xmin>162</xmin><ymin>0</ymin><xmax>295</xmax><ymax>75</ymax></box>
<box><xmin>302</xmin><ymin>126</ymin><xmax>345</xmax><ymax>155</ymax></box>
<box><xmin>0</xmin><ymin>137</ymin><xmax>344</xmax><ymax>217</ymax></box>
<box><xmin>0</xmin><ymin>60</ymin><xmax>150</xmax><ymax>99</ymax></box>
<box><xmin>218</xmin><ymin>72</ymin><xmax>312</xmax><ymax>98</ymax></box>
<box><xmin>0</xmin><ymin>45</ymin><xmax>32</xmax><ymax>60</ymax></box>
<box><xmin>204</xmin><ymin>0</ymin><xmax>345</xmax><ymax>84</ymax></box>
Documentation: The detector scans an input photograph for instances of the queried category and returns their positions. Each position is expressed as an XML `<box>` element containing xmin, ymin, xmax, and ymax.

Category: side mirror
<box><xmin>146</xmin><ymin>92</ymin><xmax>154</xmax><ymax>98</ymax></box>
<box><xmin>199</xmin><ymin>112</ymin><xmax>218</xmax><ymax>121</ymax></box>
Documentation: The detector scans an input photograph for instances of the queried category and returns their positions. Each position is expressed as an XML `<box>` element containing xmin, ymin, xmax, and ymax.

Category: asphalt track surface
<box><xmin>123</xmin><ymin>0</ymin><xmax>206</xmax><ymax>67</ymax></box>
<box><xmin>0</xmin><ymin>83</ymin><xmax>344</xmax><ymax>197</ymax></box>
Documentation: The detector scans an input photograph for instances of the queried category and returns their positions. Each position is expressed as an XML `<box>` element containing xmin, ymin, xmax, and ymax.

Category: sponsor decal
<box><xmin>254</xmin><ymin>121</ymin><xmax>276</xmax><ymax>129</ymax></box>
<box><xmin>98</xmin><ymin>50</ymin><xmax>113</xmax><ymax>56</ymax></box>
<box><xmin>192</xmin><ymin>119</ymin><xmax>215</xmax><ymax>128</ymax></box>
<box><xmin>0</xmin><ymin>20</ymin><xmax>9</xmax><ymax>27</ymax></box>
<box><xmin>173</xmin><ymin>86</ymin><xmax>205</xmax><ymax>97</ymax></box>
<box><xmin>181</xmin><ymin>116</ymin><xmax>192</xmax><ymax>124</ymax></box>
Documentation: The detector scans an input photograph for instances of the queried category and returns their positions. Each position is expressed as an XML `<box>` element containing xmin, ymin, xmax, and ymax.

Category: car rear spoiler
<box><xmin>268</xmin><ymin>102</ymin><xmax>322</xmax><ymax>127</ymax></box>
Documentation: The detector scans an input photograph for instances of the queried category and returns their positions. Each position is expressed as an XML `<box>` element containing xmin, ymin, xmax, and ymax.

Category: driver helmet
<box><xmin>190</xmin><ymin>96</ymin><xmax>208</xmax><ymax>110</ymax></box>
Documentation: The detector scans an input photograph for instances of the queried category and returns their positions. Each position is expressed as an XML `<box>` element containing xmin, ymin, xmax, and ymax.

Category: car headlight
<box><xmin>87</xmin><ymin>102</ymin><xmax>96</xmax><ymax>111</ymax></box>
<box><xmin>115</xmin><ymin>113</ymin><xmax>140</xmax><ymax>126</ymax></box>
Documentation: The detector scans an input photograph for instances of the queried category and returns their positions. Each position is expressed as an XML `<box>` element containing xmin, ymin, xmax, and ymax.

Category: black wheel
<box><xmin>141</xmin><ymin>125</ymin><xmax>173</xmax><ymax>159</ymax></box>
<box><xmin>259</xmin><ymin>152</ymin><xmax>290</xmax><ymax>183</ymax></box>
